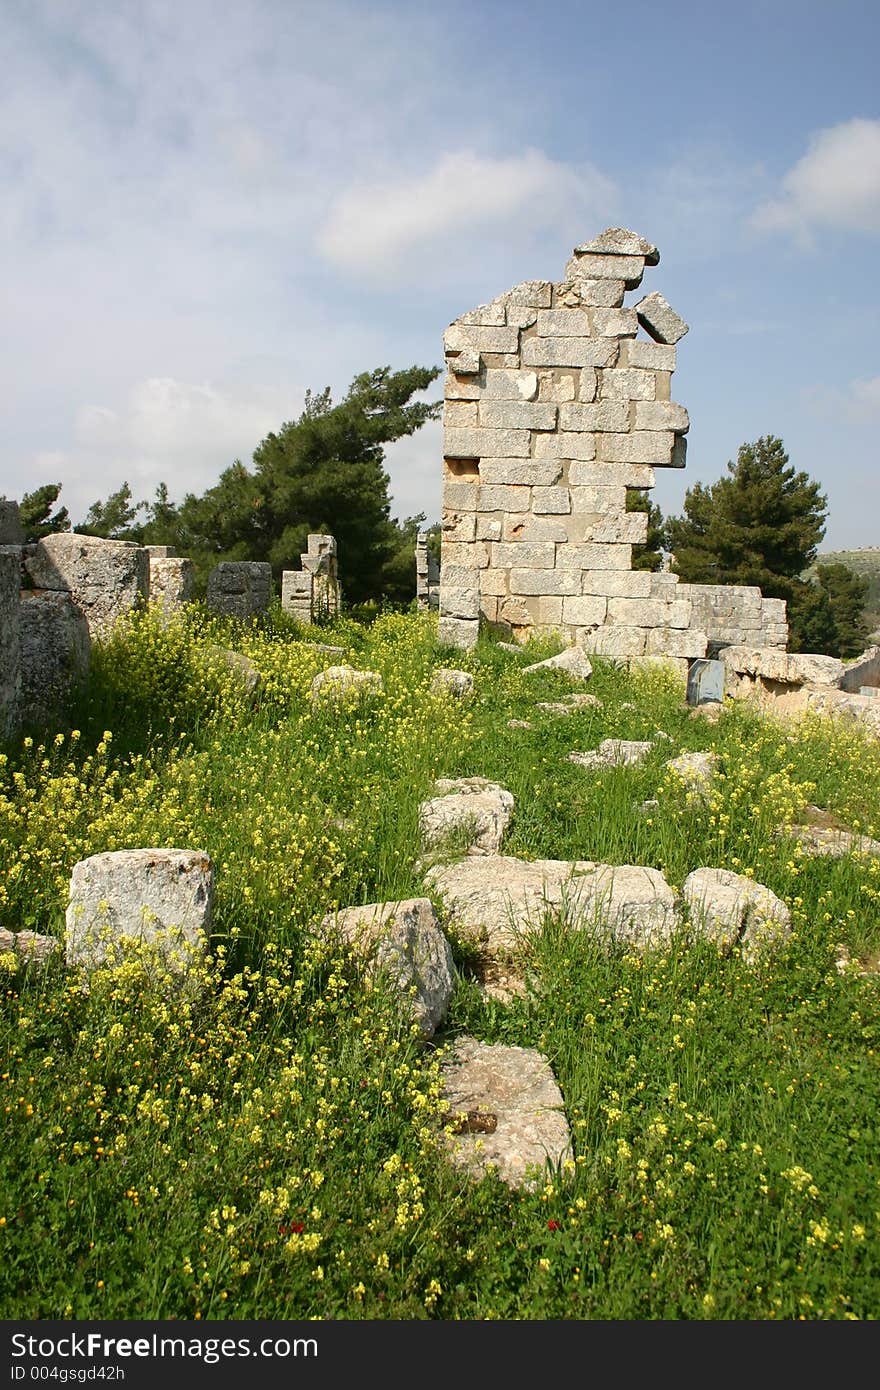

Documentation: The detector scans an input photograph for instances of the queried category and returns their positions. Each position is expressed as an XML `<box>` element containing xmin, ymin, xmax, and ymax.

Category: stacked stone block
<box><xmin>438</xmin><ymin>229</ymin><xmax>780</xmax><ymax>659</ymax></box>
<box><xmin>206</xmin><ymin>561</ymin><xmax>272</xmax><ymax>619</ymax></box>
<box><xmin>25</xmin><ymin>533</ymin><xmax>149</xmax><ymax>637</ymax></box>
<box><xmin>281</xmin><ymin>535</ymin><xmax>340</xmax><ymax>624</ymax></box>
<box><xmin>684</xmin><ymin>585</ymin><xmax>788</xmax><ymax>652</ymax></box>
<box><xmin>416</xmin><ymin>533</ymin><xmax>440</xmax><ymax>610</ymax></box>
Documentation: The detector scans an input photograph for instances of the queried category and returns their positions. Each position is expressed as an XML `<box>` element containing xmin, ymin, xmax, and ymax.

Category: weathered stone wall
<box><xmin>148</xmin><ymin>556</ymin><xmax>194</xmax><ymax>611</ymax></box>
<box><xmin>206</xmin><ymin>561</ymin><xmax>272</xmax><ymax>619</ymax></box>
<box><xmin>839</xmin><ymin>645</ymin><xmax>880</xmax><ymax>693</ymax></box>
<box><xmin>281</xmin><ymin>535</ymin><xmax>340</xmax><ymax>624</ymax></box>
<box><xmin>683</xmin><ymin>584</ymin><xmax>788</xmax><ymax>653</ymax></box>
<box><xmin>18</xmin><ymin>591</ymin><xmax>90</xmax><ymax>727</ymax></box>
<box><xmin>0</xmin><ymin>551</ymin><xmax>21</xmax><ymax>739</ymax></box>
<box><xmin>25</xmin><ymin>533</ymin><xmax>149</xmax><ymax>637</ymax></box>
<box><xmin>438</xmin><ymin>228</ymin><xmax>787</xmax><ymax>657</ymax></box>
<box><xmin>415</xmin><ymin>534</ymin><xmax>439</xmax><ymax>610</ymax></box>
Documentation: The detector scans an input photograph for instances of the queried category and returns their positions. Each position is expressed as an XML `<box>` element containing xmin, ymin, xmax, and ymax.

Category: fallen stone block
<box><xmin>425</xmin><ymin>855</ymin><xmax>677</xmax><ymax>952</ymax></box>
<box><xmin>0</xmin><ymin>929</ymin><xmax>61</xmax><ymax>968</ymax></box>
<box><xmin>682</xmin><ymin>867</ymin><xmax>790</xmax><ymax>961</ymax></box>
<box><xmin>431</xmin><ymin>668</ymin><xmax>474</xmax><ymax>699</ymax></box>
<box><xmin>66</xmin><ymin>849</ymin><xmax>214</xmax><ymax>978</ymax></box>
<box><xmin>318</xmin><ymin>898</ymin><xmax>455</xmax><ymax>1039</ymax></box>
<box><xmin>310</xmin><ymin>665</ymin><xmax>384</xmax><ymax>707</ymax></box>
<box><xmin>438</xmin><ymin>1037</ymin><xmax>572</xmax><ymax>1190</ymax></box>
<box><xmin>664</xmin><ymin>751</ymin><xmax>720</xmax><ymax>799</ymax></box>
<box><xmin>634</xmin><ymin>291</ymin><xmax>689</xmax><ymax>345</ymax></box>
<box><xmin>419</xmin><ymin>777</ymin><xmax>514</xmax><ymax>856</ymax></box>
<box><xmin>567</xmin><ymin>739</ymin><xmax>654</xmax><ymax>769</ymax></box>
<box><xmin>522</xmin><ymin>646</ymin><xmax>593</xmax><ymax>680</ymax></box>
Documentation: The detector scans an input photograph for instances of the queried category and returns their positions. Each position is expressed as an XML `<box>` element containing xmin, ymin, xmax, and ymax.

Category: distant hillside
<box><xmin>810</xmin><ymin>548</ymin><xmax>880</xmax><ymax>637</ymax></box>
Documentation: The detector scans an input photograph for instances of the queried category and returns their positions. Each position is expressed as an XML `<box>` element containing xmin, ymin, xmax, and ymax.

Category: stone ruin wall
<box><xmin>437</xmin><ymin>228</ymin><xmax>788</xmax><ymax>660</ymax></box>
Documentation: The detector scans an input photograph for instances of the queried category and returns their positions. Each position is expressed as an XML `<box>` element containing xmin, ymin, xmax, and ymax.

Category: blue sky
<box><xmin>2</xmin><ymin>0</ymin><xmax>878</xmax><ymax>548</ymax></box>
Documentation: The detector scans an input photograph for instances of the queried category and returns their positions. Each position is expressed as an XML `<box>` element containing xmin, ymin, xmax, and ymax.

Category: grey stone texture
<box><xmin>682</xmin><ymin>867</ymin><xmax>791</xmax><ymax>961</ymax></box>
<box><xmin>26</xmin><ymin>533</ymin><xmax>149</xmax><ymax>637</ymax></box>
<box><xmin>318</xmin><ymin>898</ymin><xmax>455</xmax><ymax>1039</ymax></box>
<box><xmin>0</xmin><ymin>552</ymin><xmax>21</xmax><ymax>738</ymax></box>
<box><xmin>0</xmin><ymin>929</ymin><xmax>60</xmax><ymax>968</ymax></box>
<box><xmin>419</xmin><ymin>777</ymin><xmax>515</xmax><ymax>856</ymax></box>
<box><xmin>19</xmin><ymin>591</ymin><xmax>90</xmax><ymax>726</ymax></box>
<box><xmin>438</xmin><ymin>230</ymin><xmax>789</xmax><ymax>661</ymax></box>
<box><xmin>66</xmin><ymin>848</ymin><xmax>214</xmax><ymax>977</ymax></box>
<box><xmin>206</xmin><ymin>561</ymin><xmax>272</xmax><ymax>620</ymax></box>
<box><xmin>567</xmin><ymin>738</ymin><xmax>654</xmax><ymax>769</ymax></box>
<box><xmin>0</xmin><ymin>500</ymin><xmax>24</xmax><ymax>544</ymax></box>
<box><xmin>281</xmin><ymin>535</ymin><xmax>340</xmax><ymax>624</ymax></box>
<box><xmin>149</xmin><ymin>557</ymin><xmax>194</xmax><ymax>611</ymax></box>
<box><xmin>431</xmin><ymin>667</ymin><xmax>474</xmax><ymax>698</ymax></box>
<box><xmin>425</xmin><ymin>854</ymin><xmax>678</xmax><ymax>953</ymax></box>
<box><xmin>310</xmin><ymin>665</ymin><xmax>384</xmax><ymax>706</ymax></box>
<box><xmin>438</xmin><ymin>1037</ymin><xmax>573</xmax><ymax>1190</ymax></box>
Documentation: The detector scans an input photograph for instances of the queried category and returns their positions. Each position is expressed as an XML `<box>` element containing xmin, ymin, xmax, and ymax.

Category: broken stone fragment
<box><xmin>573</xmin><ymin>228</ymin><xmax>660</xmax><ymax>264</ymax></box>
<box><xmin>431</xmin><ymin>668</ymin><xmax>474</xmax><ymax>699</ymax></box>
<box><xmin>682</xmin><ymin>867</ymin><xmax>790</xmax><ymax>961</ymax></box>
<box><xmin>634</xmin><ymin>291</ymin><xmax>689</xmax><ymax>346</ymax></box>
<box><xmin>567</xmin><ymin>739</ymin><xmax>654</xmax><ymax>769</ymax></box>
<box><xmin>521</xmin><ymin>646</ymin><xmax>593</xmax><ymax>679</ymax></box>
<box><xmin>310</xmin><ymin>665</ymin><xmax>384</xmax><ymax>706</ymax></box>
<box><xmin>438</xmin><ymin>1036</ymin><xmax>573</xmax><ymax>1190</ymax></box>
<box><xmin>419</xmin><ymin>777</ymin><xmax>514</xmax><ymax>856</ymax></box>
<box><xmin>317</xmin><ymin>897</ymin><xmax>455</xmax><ymax>1039</ymax></box>
<box><xmin>664</xmin><ymin>750</ymin><xmax>720</xmax><ymax>798</ymax></box>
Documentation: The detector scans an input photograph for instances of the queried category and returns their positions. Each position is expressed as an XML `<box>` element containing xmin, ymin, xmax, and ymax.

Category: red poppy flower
<box><xmin>547</xmin><ymin>1220</ymin><xmax>560</xmax><ymax>1231</ymax></box>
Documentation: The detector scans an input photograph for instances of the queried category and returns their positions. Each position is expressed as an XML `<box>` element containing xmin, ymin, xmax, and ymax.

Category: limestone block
<box><xmin>444</xmin><ymin>428</ymin><xmax>530</xmax><ymax>458</ymax></box>
<box><xmin>539</xmin><ymin>372</ymin><xmax>577</xmax><ymax>402</ymax></box>
<box><xmin>443</xmin><ymin>586</ymin><xmax>482</xmax><ymax>620</ymax></box>
<box><xmin>479</xmin><ymin>568</ymin><xmax>508</xmax><ymax>597</ymax></box>
<box><xmin>503</xmin><ymin>280</ymin><xmax>553</xmax><ymax>308</ymax></box>
<box><xmin>310</xmin><ymin>665</ymin><xmax>384</xmax><ymax>706</ymax></box>
<box><xmin>479</xmin><ymin>484</ymin><xmax>530</xmax><ymax>513</ymax></box>
<box><xmin>66</xmin><ymin>848</ymin><xmax>214</xmax><ymax>978</ymax></box>
<box><xmin>634</xmin><ymin>291</ymin><xmax>689</xmax><ymax>345</ymax></box>
<box><xmin>534</xmin><ymin>432</ymin><xmax>597</xmax><ymax>461</ymax></box>
<box><xmin>431</xmin><ymin>668</ymin><xmax>474</xmax><ymax>699</ymax></box>
<box><xmin>665</xmin><ymin>752</ymin><xmax>720</xmax><ymax>799</ymax></box>
<box><xmin>0</xmin><ymin>500</ymin><xmax>24</xmax><ymax>544</ymax></box>
<box><xmin>502</xmin><ymin>516</ymin><xmax>569</xmax><ymax>542</ymax></box>
<box><xmin>441</xmin><ymin>541</ymin><xmax>490</xmax><ymax>568</ymax></box>
<box><xmin>441</xmin><ymin>565</ymin><xmax>483</xmax><ymax>590</ymax></box>
<box><xmin>281</xmin><ymin>571</ymin><xmax>312</xmax><ymax>616</ymax></box>
<box><xmin>533</xmin><ymin>596</ymin><xmax>564</xmax><ymax>624</ymax></box>
<box><xmin>633</xmin><ymin>400</ymin><xmax>690</xmax><ymax>433</ymax></box>
<box><xmin>522</xmin><ymin>644</ymin><xmax>594</xmax><ymax>679</ymax></box>
<box><xmin>668</xmin><ymin>599</ymin><xmax>693</xmax><ymax>629</ymax></box>
<box><xmin>145</xmin><ymin>545</ymin><xmax>175</xmax><ymax>558</ymax></box>
<box><xmin>0</xmin><ymin>552</ymin><xmax>21</xmax><ymax>737</ymax></box>
<box><xmin>480</xmin><ymin>459</ymin><xmax>562</xmax><ymax>486</ymax></box>
<box><xmin>786</xmin><ymin>653</ymin><xmax>845</xmax><ymax>686</ymax></box>
<box><xmin>559</xmin><ymin>401</ymin><xmax>630</xmax><ymax>433</ymax></box>
<box><xmin>26</xmin><ymin>533</ymin><xmax>149</xmax><ymax>636</ymax></box>
<box><xmin>204</xmin><ymin>646</ymin><xmax>262</xmax><ymax>701</ymax></box>
<box><xmin>419</xmin><ymin>777</ymin><xmax>514</xmax><ymax>857</ymax></box>
<box><xmin>556</xmin><ymin>544</ymin><xmax>632</xmax><ymax>571</ymax></box>
<box><xmin>597</xmin><ymin>432</ymin><xmax>676</xmax><ymax>464</ymax></box>
<box><xmin>18</xmin><ymin>591</ymin><xmax>90</xmax><ymax>726</ymax></box>
<box><xmin>578</xmin><ymin>368</ymin><xmax>598</xmax><ymax>401</ymax></box>
<box><xmin>646</xmin><ymin>628</ymin><xmax>708</xmax><ymax>658</ymax></box>
<box><xmin>448</xmin><ymin>348</ymin><xmax>481</xmax><ymax>376</ymax></box>
<box><xmin>510</xmin><ymin>568</ymin><xmax>581</xmax><ymax>596</ymax></box>
<box><xmin>438</xmin><ymin>616</ymin><xmax>479</xmax><ymax>649</ymax></box>
<box><xmin>564</xmin><ymin>278</ymin><xmax>626</xmax><ymax>306</ymax></box>
<box><xmin>440</xmin><ymin>511</ymin><xmax>477</xmax><ymax>543</ymax></box>
<box><xmin>319</xmin><ymin>898</ymin><xmax>455</xmax><ymax>1039</ymax></box>
<box><xmin>149</xmin><ymin>557</ymin><xmax>194</xmax><ymax>610</ymax></box>
<box><xmin>619</xmin><ymin>340</ymin><xmax>677</xmax><ymax>371</ymax></box>
<box><xmin>591</xmin><ymin>308</ymin><xmax>638</xmax><ymax>337</ymax></box>
<box><xmin>531</xmin><ymin>487</ymin><xmax>571</xmax><ymax>515</ymax></box>
<box><xmin>481</xmin><ymin>369</ymin><xmax>539</xmax><ymax>400</ymax></box>
<box><xmin>581</xmin><ymin>569</ymin><xmax>653</xmax><ymax>598</ymax></box>
<box><xmin>492</xmin><ymin>542</ymin><xmax>556</xmax><ymax>570</ymax></box>
<box><xmin>498</xmin><ymin>596</ymin><xmax>533</xmax><ymax>628</ymax></box>
<box><xmin>566</xmin><ymin>253</ymin><xmax>646</xmax><ymax>287</ymax></box>
<box><xmin>654</xmin><ymin>371</ymin><xmax>672</xmax><ymax>401</ymax></box>
<box><xmin>479</xmin><ymin>401</ymin><xmax>558</xmax><ymax>430</ymax></box>
<box><xmin>589</xmin><ymin>512</ymin><xmax>648</xmax><ymax>544</ymax></box>
<box><xmin>438</xmin><ymin>1037</ymin><xmax>573</xmax><ymax>1191</ymax></box>
<box><xmin>599</xmin><ymin>368</ymin><xmax>657</xmax><ymax>401</ymax></box>
<box><xmin>561</xmin><ymin>596</ymin><xmax>608</xmax><ymax>626</ymax></box>
<box><xmin>568</xmin><ymin>462</ymin><xmax>656</xmax><ymax>489</ymax></box>
<box><xmin>475</xmin><ymin>516</ymin><xmax>503</xmax><ymax>541</ymax></box>
<box><xmin>0</xmin><ymin>930</ymin><xmax>60</xmax><ymax>969</ymax></box>
<box><xmin>522</xmin><ymin>337</ymin><xmax>619</xmax><ymax>369</ymax></box>
<box><xmin>444</xmin><ymin>482</ymin><xmax>480</xmax><ymax>512</ymax></box>
<box><xmin>574</xmin><ymin>228</ymin><xmax>660</xmax><ymax>261</ymax></box>
<box><xmin>535</xmin><ymin>308</ymin><xmax>592</xmax><ymax>337</ymax></box>
<box><xmin>206</xmin><ymin>561</ymin><xmax>272</xmax><ymax>619</ymax></box>
<box><xmin>567</xmin><ymin>738</ymin><xmax>654</xmax><ymax>769</ymax></box>
<box><xmin>459</xmin><ymin>301</ymin><xmax>507</xmax><ymax>326</ymax></box>
<box><xmin>444</xmin><ymin>324</ymin><xmax>519</xmax><ymax>354</ymax></box>
<box><xmin>682</xmin><ymin>868</ymin><xmax>790</xmax><ymax>960</ymax></box>
<box><xmin>581</xmin><ymin>626</ymin><xmax>647</xmax><ymax>658</ymax></box>
<box><xmin>445</xmin><ymin>368</ymin><xmax>481</xmax><ymax>399</ymax></box>
<box><xmin>607</xmin><ymin>597</ymin><xmax>673</xmax><ymax>628</ymax></box>
<box><xmin>445</xmin><ymin>400</ymin><xmax>479</xmax><ymax>427</ymax></box>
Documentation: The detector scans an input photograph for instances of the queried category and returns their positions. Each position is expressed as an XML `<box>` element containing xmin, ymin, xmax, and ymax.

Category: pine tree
<box><xmin>19</xmin><ymin>483</ymin><xmax>70</xmax><ymax>540</ymax></box>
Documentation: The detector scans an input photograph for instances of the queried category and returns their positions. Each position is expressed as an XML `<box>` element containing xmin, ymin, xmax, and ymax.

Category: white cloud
<box><xmin>751</xmin><ymin>118</ymin><xmax>880</xmax><ymax>238</ymax></box>
<box><xmin>804</xmin><ymin>374</ymin><xmax>880</xmax><ymax>425</ymax></box>
<box><xmin>317</xmin><ymin>148</ymin><xmax>618</xmax><ymax>279</ymax></box>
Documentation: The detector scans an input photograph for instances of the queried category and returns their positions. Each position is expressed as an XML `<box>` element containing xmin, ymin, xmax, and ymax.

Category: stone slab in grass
<box><xmin>425</xmin><ymin>854</ymin><xmax>677</xmax><ymax>952</ymax></box>
<box><xmin>431</xmin><ymin>668</ymin><xmax>474</xmax><ymax>699</ymax></box>
<box><xmin>318</xmin><ymin>897</ymin><xmax>455</xmax><ymax>1039</ymax></box>
<box><xmin>682</xmin><ymin>867</ymin><xmax>790</xmax><ymax>961</ymax></box>
<box><xmin>0</xmin><ymin>929</ymin><xmax>60</xmax><ymax>968</ymax></box>
<box><xmin>66</xmin><ymin>848</ymin><xmax>214</xmax><ymax>977</ymax></box>
<box><xmin>664</xmin><ymin>750</ymin><xmax>720</xmax><ymax>798</ymax></box>
<box><xmin>566</xmin><ymin>738</ymin><xmax>654</xmax><ymax>769</ymax></box>
<box><xmin>439</xmin><ymin>1036</ymin><xmax>572</xmax><ymax>1190</ymax></box>
<box><xmin>310</xmin><ymin>665</ymin><xmax>384</xmax><ymax>707</ymax></box>
<box><xmin>419</xmin><ymin>777</ymin><xmax>514</xmax><ymax>857</ymax></box>
<box><xmin>522</xmin><ymin>646</ymin><xmax>593</xmax><ymax>680</ymax></box>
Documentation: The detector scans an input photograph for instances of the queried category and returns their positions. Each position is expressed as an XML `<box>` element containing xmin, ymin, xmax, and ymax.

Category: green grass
<box><xmin>1</xmin><ymin>604</ymin><xmax>878</xmax><ymax>1319</ymax></box>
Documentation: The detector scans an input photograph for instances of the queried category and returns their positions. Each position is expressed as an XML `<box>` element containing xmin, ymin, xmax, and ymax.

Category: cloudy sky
<box><xmin>2</xmin><ymin>0</ymin><xmax>879</xmax><ymax>548</ymax></box>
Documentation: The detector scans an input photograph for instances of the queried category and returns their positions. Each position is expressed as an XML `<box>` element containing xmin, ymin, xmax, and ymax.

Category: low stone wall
<box><xmin>839</xmin><ymin>645</ymin><xmax>880</xmax><ymax>694</ymax></box>
<box><xmin>682</xmin><ymin>583</ymin><xmax>788</xmax><ymax>652</ymax></box>
<box><xmin>25</xmin><ymin>533</ymin><xmax>149</xmax><ymax>637</ymax></box>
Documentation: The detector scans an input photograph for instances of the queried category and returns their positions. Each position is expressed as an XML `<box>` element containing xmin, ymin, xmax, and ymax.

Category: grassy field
<box><xmin>1</xmin><ymin>604</ymin><xmax>878</xmax><ymax>1320</ymax></box>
